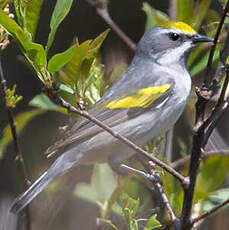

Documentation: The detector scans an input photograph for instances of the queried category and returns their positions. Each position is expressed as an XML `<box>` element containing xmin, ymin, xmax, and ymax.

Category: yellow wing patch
<box><xmin>103</xmin><ymin>84</ymin><xmax>171</xmax><ymax>109</ymax></box>
<box><xmin>160</xmin><ymin>21</ymin><xmax>196</xmax><ymax>35</ymax></box>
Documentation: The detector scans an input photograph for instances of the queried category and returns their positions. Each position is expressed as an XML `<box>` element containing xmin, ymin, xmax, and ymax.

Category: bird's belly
<box><xmin>132</xmin><ymin>98</ymin><xmax>186</xmax><ymax>145</ymax></box>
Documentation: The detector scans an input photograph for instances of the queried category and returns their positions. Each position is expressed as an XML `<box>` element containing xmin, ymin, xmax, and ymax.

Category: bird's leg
<box><xmin>119</xmin><ymin>164</ymin><xmax>162</xmax><ymax>184</ymax></box>
<box><xmin>108</xmin><ymin>156</ymin><xmax>161</xmax><ymax>184</ymax></box>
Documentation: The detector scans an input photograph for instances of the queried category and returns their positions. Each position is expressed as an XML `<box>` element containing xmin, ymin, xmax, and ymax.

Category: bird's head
<box><xmin>136</xmin><ymin>21</ymin><xmax>213</xmax><ymax>65</ymax></box>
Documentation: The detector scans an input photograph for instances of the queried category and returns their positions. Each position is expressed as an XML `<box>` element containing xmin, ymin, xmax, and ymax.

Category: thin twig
<box><xmin>171</xmin><ymin>155</ymin><xmax>190</xmax><ymax>169</ymax></box>
<box><xmin>85</xmin><ymin>0</ymin><xmax>136</xmax><ymax>52</ymax></box>
<box><xmin>155</xmin><ymin>182</ymin><xmax>180</xmax><ymax>229</ymax></box>
<box><xmin>214</xmin><ymin>29</ymin><xmax>229</xmax><ymax>84</ymax></box>
<box><xmin>168</xmin><ymin>0</ymin><xmax>177</xmax><ymax>20</ymax></box>
<box><xmin>203</xmin><ymin>100</ymin><xmax>229</xmax><ymax>148</ymax></box>
<box><xmin>201</xmin><ymin>28</ymin><xmax>229</xmax><ymax>135</ymax></box>
<box><xmin>54</xmin><ymin>95</ymin><xmax>188</xmax><ymax>186</ymax></box>
<box><xmin>0</xmin><ymin>51</ymin><xmax>31</xmax><ymax>229</ymax></box>
<box><xmin>191</xmin><ymin>198</ymin><xmax>229</xmax><ymax>226</ymax></box>
<box><xmin>171</xmin><ymin>149</ymin><xmax>229</xmax><ymax>169</ymax></box>
<box><xmin>163</xmin><ymin>129</ymin><xmax>174</xmax><ymax>163</ymax></box>
<box><xmin>151</xmin><ymin>170</ymin><xmax>180</xmax><ymax>229</ymax></box>
<box><xmin>204</xmin><ymin>0</ymin><xmax>229</xmax><ymax>87</ymax></box>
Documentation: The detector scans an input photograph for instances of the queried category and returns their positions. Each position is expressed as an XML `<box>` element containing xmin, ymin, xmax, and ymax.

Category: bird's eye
<box><xmin>169</xmin><ymin>33</ymin><xmax>180</xmax><ymax>41</ymax></box>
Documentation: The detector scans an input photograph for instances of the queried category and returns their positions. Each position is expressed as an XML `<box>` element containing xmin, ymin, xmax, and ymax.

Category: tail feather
<box><xmin>10</xmin><ymin>147</ymin><xmax>84</xmax><ymax>214</ymax></box>
<box><xmin>10</xmin><ymin>171</ymin><xmax>56</xmax><ymax>214</ymax></box>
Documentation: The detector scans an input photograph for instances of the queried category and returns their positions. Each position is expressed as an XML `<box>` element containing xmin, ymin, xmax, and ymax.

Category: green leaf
<box><xmin>24</xmin><ymin>0</ymin><xmax>44</xmax><ymax>40</ymax></box>
<box><xmin>64</xmin><ymin>30</ymin><xmax>109</xmax><ymax>91</ymax></box>
<box><xmin>0</xmin><ymin>9</ymin><xmax>47</xmax><ymax>80</ymax></box>
<box><xmin>65</xmin><ymin>40</ymin><xmax>91</xmax><ymax>84</ymax></box>
<box><xmin>0</xmin><ymin>0</ymin><xmax>8</xmax><ymax>10</ymax></box>
<box><xmin>14</xmin><ymin>0</ymin><xmax>27</xmax><ymax>27</ymax></box>
<box><xmin>161</xmin><ymin>171</ymin><xmax>183</xmax><ymax>213</ymax></box>
<box><xmin>0</xmin><ymin>109</ymin><xmax>45</xmax><ymax>158</ymax></box>
<box><xmin>190</xmin><ymin>50</ymin><xmax>219</xmax><ymax>76</ymax></box>
<box><xmin>86</xmin><ymin>29</ymin><xmax>110</xmax><ymax>58</ymax></box>
<box><xmin>177</xmin><ymin>0</ymin><xmax>194</xmax><ymax>22</ymax></box>
<box><xmin>48</xmin><ymin>45</ymin><xmax>77</xmax><ymax>75</ymax></box>
<box><xmin>188</xmin><ymin>44</ymin><xmax>206</xmax><ymax>68</ymax></box>
<box><xmin>192</xmin><ymin>0</ymin><xmax>211</xmax><ymax>30</ymax></box>
<box><xmin>74</xmin><ymin>163</ymin><xmax>118</xmax><ymax>203</ymax></box>
<box><xmin>59</xmin><ymin>83</ymin><xmax>74</xmax><ymax>94</ymax></box>
<box><xmin>120</xmin><ymin>193</ymin><xmax>139</xmax><ymax>230</ymax></box>
<box><xmin>142</xmin><ymin>3</ymin><xmax>169</xmax><ymax>30</ymax></box>
<box><xmin>195</xmin><ymin>155</ymin><xmax>229</xmax><ymax>202</ymax></box>
<box><xmin>120</xmin><ymin>193</ymin><xmax>139</xmax><ymax>219</ymax></box>
<box><xmin>202</xmin><ymin>188</ymin><xmax>229</xmax><ymax>212</ymax></box>
<box><xmin>144</xmin><ymin>214</ymin><xmax>162</xmax><ymax>230</ymax></box>
<box><xmin>5</xmin><ymin>85</ymin><xmax>23</xmax><ymax>108</ymax></box>
<box><xmin>29</xmin><ymin>93</ymin><xmax>67</xmax><ymax>113</ymax></box>
<box><xmin>80</xmin><ymin>58</ymin><xmax>94</xmax><ymax>83</ymax></box>
<box><xmin>46</xmin><ymin>0</ymin><xmax>74</xmax><ymax>52</ymax></box>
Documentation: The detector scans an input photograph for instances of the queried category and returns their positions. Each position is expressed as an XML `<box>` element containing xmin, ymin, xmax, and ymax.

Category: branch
<box><xmin>123</xmin><ymin>162</ymin><xmax>180</xmax><ymax>229</ymax></box>
<box><xmin>171</xmin><ymin>149</ymin><xmax>229</xmax><ymax>169</ymax></box>
<box><xmin>203</xmin><ymin>100</ymin><xmax>229</xmax><ymax>148</ymax></box>
<box><xmin>85</xmin><ymin>0</ymin><xmax>136</xmax><ymax>52</ymax></box>
<box><xmin>181</xmin><ymin>2</ymin><xmax>229</xmax><ymax>229</ymax></box>
<box><xmin>204</xmin><ymin>0</ymin><xmax>229</xmax><ymax>87</ymax></box>
<box><xmin>52</xmin><ymin>95</ymin><xmax>188</xmax><ymax>186</ymax></box>
<box><xmin>155</xmin><ymin>181</ymin><xmax>180</xmax><ymax>230</ymax></box>
<box><xmin>191</xmin><ymin>198</ymin><xmax>229</xmax><ymax>226</ymax></box>
<box><xmin>168</xmin><ymin>0</ymin><xmax>177</xmax><ymax>21</ymax></box>
<box><xmin>150</xmin><ymin>169</ymin><xmax>180</xmax><ymax>230</ymax></box>
<box><xmin>0</xmin><ymin>50</ymin><xmax>31</xmax><ymax>229</ymax></box>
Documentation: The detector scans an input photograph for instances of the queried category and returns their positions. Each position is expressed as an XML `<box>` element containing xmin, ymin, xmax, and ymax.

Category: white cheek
<box><xmin>156</xmin><ymin>41</ymin><xmax>192</xmax><ymax>65</ymax></box>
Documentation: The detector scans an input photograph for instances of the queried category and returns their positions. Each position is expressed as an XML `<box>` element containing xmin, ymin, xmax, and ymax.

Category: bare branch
<box><xmin>85</xmin><ymin>0</ymin><xmax>136</xmax><ymax>52</ymax></box>
<box><xmin>181</xmin><ymin>2</ymin><xmax>229</xmax><ymax>229</ymax></box>
<box><xmin>191</xmin><ymin>198</ymin><xmax>229</xmax><ymax>226</ymax></box>
<box><xmin>204</xmin><ymin>0</ymin><xmax>229</xmax><ymax>87</ymax></box>
<box><xmin>171</xmin><ymin>149</ymin><xmax>229</xmax><ymax>169</ymax></box>
<box><xmin>151</xmin><ymin>171</ymin><xmax>180</xmax><ymax>229</ymax></box>
<box><xmin>168</xmin><ymin>0</ymin><xmax>177</xmax><ymax>20</ymax></box>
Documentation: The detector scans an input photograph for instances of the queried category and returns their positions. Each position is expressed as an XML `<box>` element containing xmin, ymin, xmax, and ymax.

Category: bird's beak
<box><xmin>192</xmin><ymin>34</ymin><xmax>213</xmax><ymax>44</ymax></box>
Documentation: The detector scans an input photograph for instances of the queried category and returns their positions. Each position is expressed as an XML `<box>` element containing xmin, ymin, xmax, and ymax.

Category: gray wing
<box><xmin>45</xmin><ymin>66</ymin><xmax>175</xmax><ymax>155</ymax></box>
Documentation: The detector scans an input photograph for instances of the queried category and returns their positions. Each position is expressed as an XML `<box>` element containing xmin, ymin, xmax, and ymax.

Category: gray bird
<box><xmin>10</xmin><ymin>21</ymin><xmax>213</xmax><ymax>214</ymax></box>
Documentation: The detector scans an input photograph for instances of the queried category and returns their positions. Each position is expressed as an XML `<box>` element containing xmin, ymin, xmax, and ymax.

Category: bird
<box><xmin>10</xmin><ymin>21</ymin><xmax>213</xmax><ymax>214</ymax></box>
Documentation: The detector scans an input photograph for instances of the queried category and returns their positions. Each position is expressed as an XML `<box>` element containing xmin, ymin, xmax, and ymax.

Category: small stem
<box><xmin>191</xmin><ymin>198</ymin><xmax>229</xmax><ymax>226</ymax></box>
<box><xmin>86</xmin><ymin>0</ymin><xmax>136</xmax><ymax>52</ymax></box>
<box><xmin>203</xmin><ymin>101</ymin><xmax>228</xmax><ymax>148</ymax></box>
<box><xmin>168</xmin><ymin>0</ymin><xmax>177</xmax><ymax>20</ymax></box>
<box><xmin>171</xmin><ymin>155</ymin><xmax>190</xmax><ymax>169</ymax></box>
<box><xmin>202</xmin><ymin>67</ymin><xmax>229</xmax><ymax>147</ymax></box>
<box><xmin>171</xmin><ymin>149</ymin><xmax>229</xmax><ymax>168</ymax></box>
<box><xmin>164</xmin><ymin>128</ymin><xmax>174</xmax><ymax>163</ymax></box>
<box><xmin>204</xmin><ymin>0</ymin><xmax>229</xmax><ymax>87</ymax></box>
<box><xmin>153</xmin><ymin>176</ymin><xmax>180</xmax><ymax>229</ymax></box>
<box><xmin>0</xmin><ymin>52</ymin><xmax>31</xmax><ymax>229</ymax></box>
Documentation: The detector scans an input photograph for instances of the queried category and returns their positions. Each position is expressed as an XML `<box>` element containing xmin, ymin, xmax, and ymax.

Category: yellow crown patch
<box><xmin>159</xmin><ymin>21</ymin><xmax>196</xmax><ymax>35</ymax></box>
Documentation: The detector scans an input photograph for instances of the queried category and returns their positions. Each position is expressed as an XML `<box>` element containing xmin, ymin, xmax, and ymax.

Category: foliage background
<box><xmin>0</xmin><ymin>0</ymin><xmax>229</xmax><ymax>229</ymax></box>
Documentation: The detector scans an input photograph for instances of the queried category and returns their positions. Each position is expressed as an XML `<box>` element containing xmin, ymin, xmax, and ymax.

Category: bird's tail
<box><xmin>9</xmin><ymin>149</ymin><xmax>80</xmax><ymax>214</ymax></box>
<box><xmin>10</xmin><ymin>170</ymin><xmax>55</xmax><ymax>214</ymax></box>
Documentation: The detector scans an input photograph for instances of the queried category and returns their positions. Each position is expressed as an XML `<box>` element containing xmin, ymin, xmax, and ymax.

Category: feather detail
<box><xmin>102</xmin><ymin>84</ymin><xmax>171</xmax><ymax>109</ymax></box>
